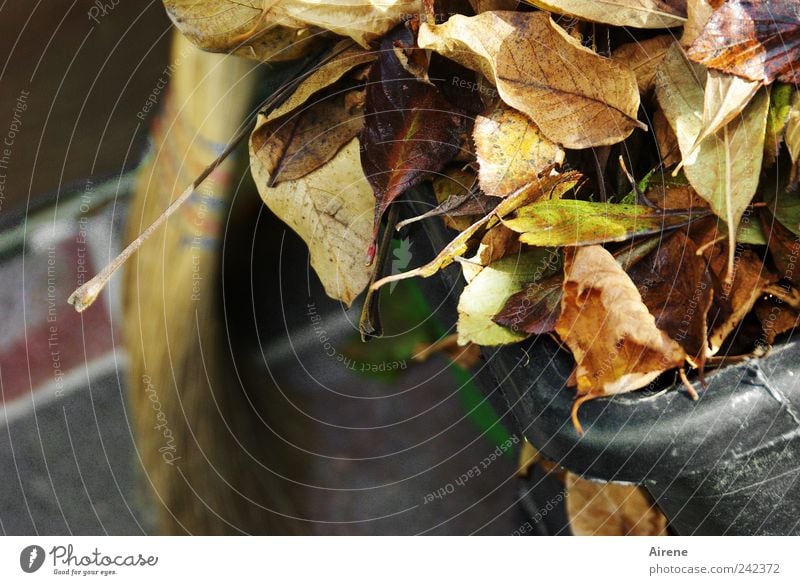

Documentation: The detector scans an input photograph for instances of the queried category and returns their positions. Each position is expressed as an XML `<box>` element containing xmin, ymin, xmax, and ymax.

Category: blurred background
<box><xmin>0</xmin><ymin>0</ymin><xmax>528</xmax><ymax>535</ymax></box>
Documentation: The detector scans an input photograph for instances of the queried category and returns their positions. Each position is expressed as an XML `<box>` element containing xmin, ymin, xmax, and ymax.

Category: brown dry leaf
<box><xmin>166</xmin><ymin>0</ymin><xmax>420</xmax><ymax>50</ymax></box>
<box><xmin>418</xmin><ymin>11</ymin><xmax>646</xmax><ymax>149</ymax></box>
<box><xmin>754</xmin><ymin>299</ymin><xmax>800</xmax><ymax>345</ymax></box>
<box><xmin>686</xmin><ymin>0</ymin><xmax>800</xmax><ymax>84</ymax></box>
<box><xmin>457</xmin><ymin>224</ymin><xmax>523</xmax><ymax>284</ymax></box>
<box><xmin>644</xmin><ymin>173</ymin><xmax>708</xmax><ymax>209</ymax></box>
<box><xmin>655</xmin><ymin>43</ymin><xmax>769</xmax><ymax>276</ymax></box>
<box><xmin>652</xmin><ymin>108</ymin><xmax>681</xmax><ymax>167</ymax></box>
<box><xmin>704</xmin><ymin>244</ymin><xmax>777</xmax><ymax>353</ymax></box>
<box><xmin>249</xmin><ymin>138</ymin><xmax>374</xmax><ymax>304</ymax></box>
<box><xmin>163</xmin><ymin>0</ymin><xmax>322</xmax><ymax>61</ymax></box>
<box><xmin>555</xmin><ymin>246</ymin><xmax>685</xmax><ymax>428</ymax></box>
<box><xmin>760</xmin><ymin>210</ymin><xmax>800</xmax><ymax>288</ymax></box>
<box><xmin>265</xmin><ymin>42</ymin><xmax>375</xmax><ymax>122</ymax></box>
<box><xmin>612</xmin><ymin>35</ymin><xmax>674</xmax><ymax>94</ymax></box>
<box><xmin>473</xmin><ymin>103</ymin><xmax>565</xmax><ymax>197</ymax></box>
<box><xmin>564</xmin><ymin>472</ymin><xmax>668</xmax><ymax>536</ymax></box>
<box><xmin>250</xmin><ymin>86</ymin><xmax>365</xmax><ymax>184</ymax></box>
<box><xmin>527</xmin><ymin>0</ymin><xmax>687</xmax><ymax>29</ymax></box>
<box><xmin>627</xmin><ymin>231</ymin><xmax>713</xmax><ymax>366</ymax></box>
<box><xmin>477</xmin><ymin>224</ymin><xmax>522</xmax><ymax>265</ymax></box>
<box><xmin>494</xmin><ymin>238</ymin><xmax>662</xmax><ymax>337</ymax></box>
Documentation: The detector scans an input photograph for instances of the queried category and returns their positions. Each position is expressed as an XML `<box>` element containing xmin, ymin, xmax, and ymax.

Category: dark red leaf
<box><xmin>687</xmin><ymin>0</ymin><xmax>800</xmax><ymax>84</ymax></box>
<box><xmin>360</xmin><ymin>25</ymin><xmax>467</xmax><ymax>260</ymax></box>
<box><xmin>492</xmin><ymin>271</ymin><xmax>563</xmax><ymax>335</ymax></box>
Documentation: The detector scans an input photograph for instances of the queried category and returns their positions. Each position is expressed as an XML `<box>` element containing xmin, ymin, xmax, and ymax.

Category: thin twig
<box><xmin>619</xmin><ymin>155</ymin><xmax>657</xmax><ymax>209</ymax></box>
<box><xmin>68</xmin><ymin>43</ymin><xmax>354</xmax><ymax>312</ymax></box>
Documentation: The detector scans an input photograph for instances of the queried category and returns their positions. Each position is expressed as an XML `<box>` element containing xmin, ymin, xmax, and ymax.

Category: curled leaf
<box><xmin>686</xmin><ymin>0</ymin><xmax>800</xmax><ymax>84</ymax></box>
<box><xmin>250</xmin><ymin>85</ymin><xmax>365</xmax><ymax>184</ymax></box>
<box><xmin>685</xmin><ymin>70</ymin><xmax>761</xmax><ymax>160</ymax></box>
<box><xmin>418</xmin><ymin>11</ymin><xmax>645</xmax><ymax>148</ymax></box>
<box><xmin>526</xmin><ymin>0</ymin><xmax>687</xmax><ymax>29</ymax></box>
<box><xmin>787</xmin><ymin>91</ymin><xmax>800</xmax><ymax>186</ymax></box>
<box><xmin>266</xmin><ymin>41</ymin><xmax>375</xmax><ymax>122</ymax></box>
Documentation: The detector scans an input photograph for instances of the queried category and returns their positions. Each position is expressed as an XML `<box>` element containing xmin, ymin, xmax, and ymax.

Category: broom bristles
<box><xmin>123</xmin><ymin>32</ymin><xmax>303</xmax><ymax>534</ymax></box>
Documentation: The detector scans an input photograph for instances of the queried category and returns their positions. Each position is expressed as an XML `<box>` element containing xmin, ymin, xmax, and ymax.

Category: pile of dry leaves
<box><xmin>130</xmin><ymin>1</ymin><xmax>800</xmax><ymax>432</ymax></box>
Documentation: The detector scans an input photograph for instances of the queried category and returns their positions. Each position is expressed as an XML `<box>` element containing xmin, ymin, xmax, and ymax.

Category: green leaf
<box><xmin>502</xmin><ymin>200</ymin><xmax>693</xmax><ymax>247</ymax></box>
<box><xmin>457</xmin><ymin>249</ymin><xmax>560</xmax><ymax>346</ymax></box>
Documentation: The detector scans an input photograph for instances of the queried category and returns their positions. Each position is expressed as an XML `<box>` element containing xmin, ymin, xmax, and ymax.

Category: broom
<box><xmin>123</xmin><ymin>31</ymin><xmax>306</xmax><ymax>534</ymax></box>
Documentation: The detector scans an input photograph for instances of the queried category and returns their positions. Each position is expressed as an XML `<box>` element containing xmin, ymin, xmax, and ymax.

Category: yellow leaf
<box><xmin>787</xmin><ymin>91</ymin><xmax>800</xmax><ymax>183</ymax></box>
<box><xmin>457</xmin><ymin>249</ymin><xmax>557</xmax><ymax>346</ymax></box>
<box><xmin>249</xmin><ymin>138</ymin><xmax>374</xmax><ymax>305</ymax></box>
<box><xmin>473</xmin><ymin>103</ymin><xmax>565</xmax><ymax>197</ymax></box>
<box><xmin>680</xmin><ymin>0</ymin><xmax>715</xmax><ymax>48</ymax></box>
<box><xmin>418</xmin><ymin>11</ymin><xmax>645</xmax><ymax>149</ymax></box>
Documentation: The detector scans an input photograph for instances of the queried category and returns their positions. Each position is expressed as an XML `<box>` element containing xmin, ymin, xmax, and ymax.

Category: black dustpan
<box><xmin>404</xmin><ymin>187</ymin><xmax>800</xmax><ymax>536</ymax></box>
